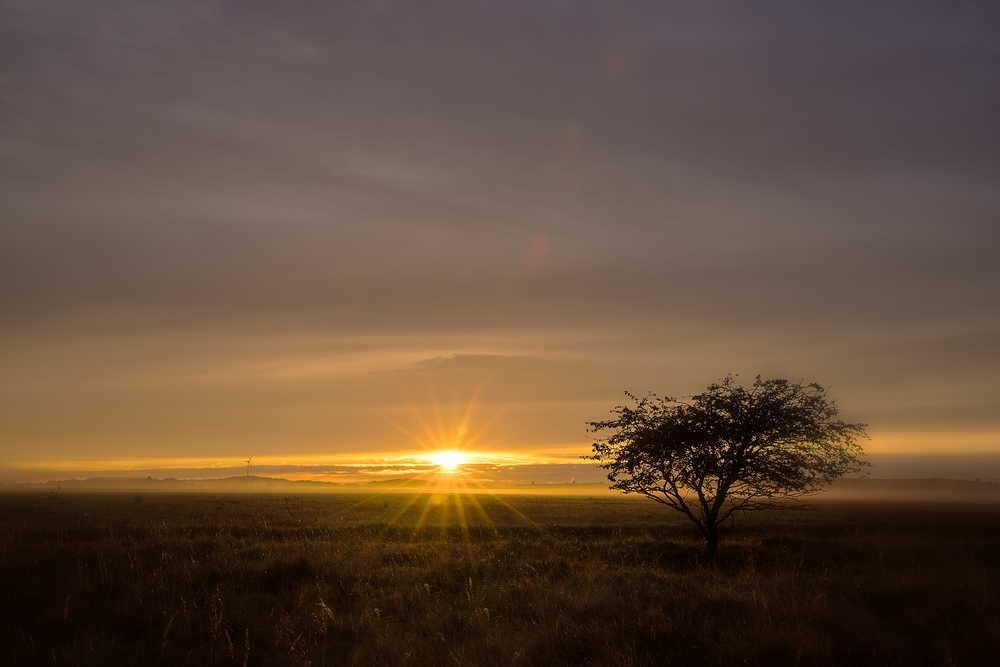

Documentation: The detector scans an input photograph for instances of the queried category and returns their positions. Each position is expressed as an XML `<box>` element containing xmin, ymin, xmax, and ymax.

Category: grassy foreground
<box><xmin>1</xmin><ymin>492</ymin><xmax>998</xmax><ymax>666</ymax></box>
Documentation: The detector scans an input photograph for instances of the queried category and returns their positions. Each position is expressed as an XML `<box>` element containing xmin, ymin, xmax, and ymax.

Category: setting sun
<box><xmin>431</xmin><ymin>450</ymin><xmax>465</xmax><ymax>470</ymax></box>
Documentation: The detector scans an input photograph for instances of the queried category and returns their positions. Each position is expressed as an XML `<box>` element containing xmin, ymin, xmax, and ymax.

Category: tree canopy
<box><xmin>588</xmin><ymin>376</ymin><xmax>868</xmax><ymax>556</ymax></box>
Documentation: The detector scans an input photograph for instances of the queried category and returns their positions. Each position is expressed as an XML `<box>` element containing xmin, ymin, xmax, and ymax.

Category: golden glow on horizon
<box><xmin>0</xmin><ymin>448</ymin><xmax>588</xmax><ymax>472</ymax></box>
<box><xmin>4</xmin><ymin>427</ymin><xmax>998</xmax><ymax>481</ymax></box>
<box><xmin>430</xmin><ymin>450</ymin><xmax>465</xmax><ymax>470</ymax></box>
<box><xmin>5</xmin><ymin>428</ymin><xmax>999</xmax><ymax>479</ymax></box>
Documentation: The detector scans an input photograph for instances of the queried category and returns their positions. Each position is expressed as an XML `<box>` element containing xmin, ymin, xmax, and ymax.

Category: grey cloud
<box><xmin>1</xmin><ymin>0</ymin><xmax>998</xmax><ymax>460</ymax></box>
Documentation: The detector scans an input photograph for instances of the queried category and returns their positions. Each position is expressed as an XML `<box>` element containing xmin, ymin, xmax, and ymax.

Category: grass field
<box><xmin>2</xmin><ymin>491</ymin><xmax>998</xmax><ymax>666</ymax></box>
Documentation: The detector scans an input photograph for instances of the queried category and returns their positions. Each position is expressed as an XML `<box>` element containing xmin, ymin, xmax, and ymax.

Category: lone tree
<box><xmin>588</xmin><ymin>376</ymin><xmax>868</xmax><ymax>558</ymax></box>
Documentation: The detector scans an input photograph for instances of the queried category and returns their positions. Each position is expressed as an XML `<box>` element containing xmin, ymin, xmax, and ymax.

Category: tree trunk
<box><xmin>706</xmin><ymin>523</ymin><xmax>719</xmax><ymax>562</ymax></box>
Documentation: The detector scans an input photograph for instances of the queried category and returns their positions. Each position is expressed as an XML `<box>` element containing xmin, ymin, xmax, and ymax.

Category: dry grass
<box><xmin>1</xmin><ymin>492</ymin><xmax>998</xmax><ymax>666</ymax></box>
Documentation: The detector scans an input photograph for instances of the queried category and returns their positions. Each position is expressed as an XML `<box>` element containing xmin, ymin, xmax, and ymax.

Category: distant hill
<box><xmin>0</xmin><ymin>475</ymin><xmax>607</xmax><ymax>494</ymax></box>
<box><xmin>0</xmin><ymin>475</ymin><xmax>390</xmax><ymax>493</ymax></box>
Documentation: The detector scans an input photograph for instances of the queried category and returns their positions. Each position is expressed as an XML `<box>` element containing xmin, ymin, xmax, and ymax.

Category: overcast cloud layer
<box><xmin>1</xmin><ymin>0</ymin><xmax>998</xmax><ymax>476</ymax></box>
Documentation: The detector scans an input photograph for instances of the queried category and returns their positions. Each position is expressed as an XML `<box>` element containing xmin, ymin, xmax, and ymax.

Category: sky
<box><xmin>1</xmin><ymin>1</ymin><xmax>998</xmax><ymax>483</ymax></box>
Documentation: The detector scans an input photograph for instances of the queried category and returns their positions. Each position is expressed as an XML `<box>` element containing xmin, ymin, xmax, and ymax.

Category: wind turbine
<box><xmin>245</xmin><ymin>456</ymin><xmax>252</xmax><ymax>477</ymax></box>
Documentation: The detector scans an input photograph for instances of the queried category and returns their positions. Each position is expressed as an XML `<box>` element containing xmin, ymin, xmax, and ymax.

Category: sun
<box><xmin>431</xmin><ymin>450</ymin><xmax>465</xmax><ymax>471</ymax></box>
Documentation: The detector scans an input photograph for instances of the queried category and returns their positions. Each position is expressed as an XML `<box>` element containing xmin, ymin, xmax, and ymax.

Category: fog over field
<box><xmin>4</xmin><ymin>454</ymin><xmax>1000</xmax><ymax>487</ymax></box>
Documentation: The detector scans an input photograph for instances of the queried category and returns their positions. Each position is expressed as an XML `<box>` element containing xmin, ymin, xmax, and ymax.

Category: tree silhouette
<box><xmin>588</xmin><ymin>376</ymin><xmax>868</xmax><ymax>558</ymax></box>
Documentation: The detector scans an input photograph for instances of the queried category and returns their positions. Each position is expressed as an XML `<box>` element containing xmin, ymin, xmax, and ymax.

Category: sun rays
<box><xmin>360</xmin><ymin>386</ymin><xmax>546</xmax><ymax>539</ymax></box>
<box><xmin>379</xmin><ymin>477</ymin><xmax>541</xmax><ymax>553</ymax></box>
<box><xmin>430</xmin><ymin>450</ymin><xmax>466</xmax><ymax>470</ymax></box>
<box><xmin>351</xmin><ymin>455</ymin><xmax>543</xmax><ymax>552</ymax></box>
<box><xmin>376</xmin><ymin>364</ymin><xmax>541</xmax><ymax>476</ymax></box>
<box><xmin>339</xmin><ymin>382</ymin><xmax>585</xmax><ymax>547</ymax></box>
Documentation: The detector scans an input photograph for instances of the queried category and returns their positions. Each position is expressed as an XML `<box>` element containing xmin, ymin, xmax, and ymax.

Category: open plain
<box><xmin>2</xmin><ymin>490</ymin><xmax>999</xmax><ymax>666</ymax></box>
